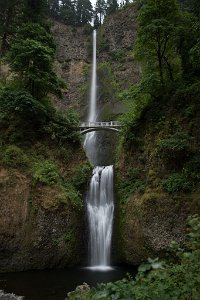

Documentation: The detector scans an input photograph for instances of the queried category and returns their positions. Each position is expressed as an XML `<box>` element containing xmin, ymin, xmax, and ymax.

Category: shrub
<box><xmin>64</xmin><ymin>183</ymin><xmax>83</xmax><ymax>209</ymax></box>
<box><xmin>33</xmin><ymin>160</ymin><xmax>60</xmax><ymax>185</ymax></box>
<box><xmin>72</xmin><ymin>162</ymin><xmax>92</xmax><ymax>190</ymax></box>
<box><xmin>118</xmin><ymin>168</ymin><xmax>145</xmax><ymax>205</ymax></box>
<box><xmin>109</xmin><ymin>50</ymin><xmax>126</xmax><ymax>62</ymax></box>
<box><xmin>1</xmin><ymin>145</ymin><xmax>29</xmax><ymax>168</ymax></box>
<box><xmin>184</xmin><ymin>156</ymin><xmax>200</xmax><ymax>182</ymax></box>
<box><xmin>162</xmin><ymin>172</ymin><xmax>193</xmax><ymax>193</ymax></box>
<box><xmin>68</xmin><ymin>216</ymin><xmax>200</xmax><ymax>300</ymax></box>
<box><xmin>159</xmin><ymin>132</ymin><xmax>192</xmax><ymax>153</ymax></box>
<box><xmin>0</xmin><ymin>89</ymin><xmax>53</xmax><ymax>131</ymax></box>
<box><xmin>45</xmin><ymin>109</ymin><xmax>81</xmax><ymax>144</ymax></box>
<box><xmin>63</xmin><ymin>229</ymin><xmax>75</xmax><ymax>243</ymax></box>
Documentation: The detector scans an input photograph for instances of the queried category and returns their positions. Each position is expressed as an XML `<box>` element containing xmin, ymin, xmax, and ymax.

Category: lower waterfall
<box><xmin>87</xmin><ymin>166</ymin><xmax>114</xmax><ymax>270</ymax></box>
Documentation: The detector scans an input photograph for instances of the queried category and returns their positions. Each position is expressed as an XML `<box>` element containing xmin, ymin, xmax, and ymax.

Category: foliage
<box><xmin>64</xmin><ymin>183</ymin><xmax>83</xmax><ymax>209</ymax></box>
<box><xmin>135</xmin><ymin>0</ymin><xmax>182</xmax><ymax>86</ymax></box>
<box><xmin>0</xmin><ymin>88</ymin><xmax>51</xmax><ymax>123</ymax></box>
<box><xmin>33</xmin><ymin>160</ymin><xmax>60</xmax><ymax>185</ymax></box>
<box><xmin>158</xmin><ymin>132</ymin><xmax>192</xmax><ymax>162</ymax></box>
<box><xmin>72</xmin><ymin>162</ymin><xmax>92</xmax><ymax>190</ymax></box>
<box><xmin>7</xmin><ymin>22</ymin><xmax>65</xmax><ymax>99</ymax></box>
<box><xmin>109</xmin><ymin>50</ymin><xmax>126</xmax><ymax>62</ymax></box>
<box><xmin>118</xmin><ymin>168</ymin><xmax>145</xmax><ymax>205</ymax></box>
<box><xmin>63</xmin><ymin>229</ymin><xmax>75</xmax><ymax>243</ymax></box>
<box><xmin>0</xmin><ymin>0</ymin><xmax>24</xmax><ymax>54</ymax></box>
<box><xmin>1</xmin><ymin>145</ymin><xmax>29</xmax><ymax>168</ymax></box>
<box><xmin>68</xmin><ymin>216</ymin><xmax>200</xmax><ymax>300</ymax></box>
<box><xmin>162</xmin><ymin>172</ymin><xmax>193</xmax><ymax>193</ymax></box>
<box><xmin>184</xmin><ymin>156</ymin><xmax>200</xmax><ymax>182</ymax></box>
<box><xmin>97</xmin><ymin>62</ymin><xmax>118</xmax><ymax>101</ymax></box>
<box><xmin>0</xmin><ymin>87</ymin><xmax>81</xmax><ymax>146</ymax></box>
<box><xmin>47</xmin><ymin>0</ymin><xmax>94</xmax><ymax>26</ymax></box>
<box><xmin>119</xmin><ymin>83</ymin><xmax>151</xmax><ymax>146</ymax></box>
<box><xmin>44</xmin><ymin>109</ymin><xmax>81</xmax><ymax>144</ymax></box>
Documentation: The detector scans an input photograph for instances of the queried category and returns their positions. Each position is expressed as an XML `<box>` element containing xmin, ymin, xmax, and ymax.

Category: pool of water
<box><xmin>0</xmin><ymin>265</ymin><xmax>137</xmax><ymax>300</ymax></box>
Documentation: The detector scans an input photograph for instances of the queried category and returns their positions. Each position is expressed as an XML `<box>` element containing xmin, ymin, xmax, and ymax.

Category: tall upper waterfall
<box><xmin>85</xmin><ymin>30</ymin><xmax>115</xmax><ymax>270</ymax></box>
<box><xmin>88</xmin><ymin>30</ymin><xmax>97</xmax><ymax>122</ymax></box>
<box><xmin>84</xmin><ymin>30</ymin><xmax>97</xmax><ymax>163</ymax></box>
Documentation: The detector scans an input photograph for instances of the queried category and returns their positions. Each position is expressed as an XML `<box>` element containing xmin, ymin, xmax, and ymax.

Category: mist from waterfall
<box><xmin>84</xmin><ymin>30</ymin><xmax>115</xmax><ymax>270</ymax></box>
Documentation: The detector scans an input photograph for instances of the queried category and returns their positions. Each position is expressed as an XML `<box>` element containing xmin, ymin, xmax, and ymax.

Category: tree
<box><xmin>93</xmin><ymin>11</ymin><xmax>100</xmax><ymax>29</ymax></box>
<box><xmin>135</xmin><ymin>0</ymin><xmax>181</xmax><ymax>86</ymax></box>
<box><xmin>76</xmin><ymin>0</ymin><xmax>93</xmax><ymax>25</ymax></box>
<box><xmin>24</xmin><ymin>0</ymin><xmax>47</xmax><ymax>22</ymax></box>
<box><xmin>7</xmin><ymin>23</ymin><xmax>64</xmax><ymax>99</ymax></box>
<box><xmin>95</xmin><ymin>0</ymin><xmax>106</xmax><ymax>24</ymax></box>
<box><xmin>47</xmin><ymin>0</ymin><xmax>60</xmax><ymax>19</ymax></box>
<box><xmin>0</xmin><ymin>0</ymin><xmax>24</xmax><ymax>55</ymax></box>
<box><xmin>60</xmin><ymin>0</ymin><xmax>76</xmax><ymax>25</ymax></box>
<box><xmin>106</xmin><ymin>0</ymin><xmax>118</xmax><ymax>16</ymax></box>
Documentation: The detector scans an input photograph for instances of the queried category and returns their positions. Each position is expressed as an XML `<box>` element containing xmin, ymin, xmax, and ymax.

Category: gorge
<box><xmin>0</xmin><ymin>1</ymin><xmax>200</xmax><ymax>299</ymax></box>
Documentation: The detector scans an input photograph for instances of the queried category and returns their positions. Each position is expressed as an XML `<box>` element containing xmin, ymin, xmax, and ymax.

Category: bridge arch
<box><xmin>80</xmin><ymin>127</ymin><xmax>120</xmax><ymax>135</ymax></box>
<box><xmin>79</xmin><ymin>121</ymin><xmax>122</xmax><ymax>135</ymax></box>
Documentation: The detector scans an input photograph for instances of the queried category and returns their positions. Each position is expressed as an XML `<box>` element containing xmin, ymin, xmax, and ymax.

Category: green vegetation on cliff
<box><xmin>68</xmin><ymin>216</ymin><xmax>200</xmax><ymax>299</ymax></box>
<box><xmin>0</xmin><ymin>0</ymin><xmax>91</xmax><ymax>271</ymax></box>
<box><xmin>114</xmin><ymin>1</ymin><xmax>200</xmax><ymax>269</ymax></box>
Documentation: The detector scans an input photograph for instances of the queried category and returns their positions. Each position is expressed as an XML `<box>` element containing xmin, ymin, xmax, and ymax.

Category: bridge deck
<box><xmin>80</xmin><ymin>121</ymin><xmax>121</xmax><ymax>128</ymax></box>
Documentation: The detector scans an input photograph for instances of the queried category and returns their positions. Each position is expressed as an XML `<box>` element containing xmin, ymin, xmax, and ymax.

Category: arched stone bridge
<box><xmin>79</xmin><ymin>121</ymin><xmax>122</xmax><ymax>135</ymax></box>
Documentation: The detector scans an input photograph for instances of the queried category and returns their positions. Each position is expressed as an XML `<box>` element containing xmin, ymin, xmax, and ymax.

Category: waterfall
<box><xmin>84</xmin><ymin>30</ymin><xmax>97</xmax><ymax>163</ymax></box>
<box><xmin>87</xmin><ymin>166</ymin><xmax>114</xmax><ymax>269</ymax></box>
<box><xmin>88</xmin><ymin>30</ymin><xmax>97</xmax><ymax>122</ymax></box>
<box><xmin>84</xmin><ymin>30</ymin><xmax>115</xmax><ymax>270</ymax></box>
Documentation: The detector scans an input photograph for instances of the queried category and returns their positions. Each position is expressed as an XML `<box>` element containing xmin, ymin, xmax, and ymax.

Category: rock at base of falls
<box><xmin>0</xmin><ymin>291</ymin><xmax>24</xmax><ymax>300</ymax></box>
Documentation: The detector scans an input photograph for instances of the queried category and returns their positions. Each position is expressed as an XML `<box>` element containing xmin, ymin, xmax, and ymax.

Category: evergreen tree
<box><xmin>106</xmin><ymin>0</ymin><xmax>118</xmax><ymax>16</ymax></box>
<box><xmin>0</xmin><ymin>0</ymin><xmax>24</xmax><ymax>55</ymax></box>
<box><xmin>7</xmin><ymin>23</ymin><xmax>64</xmax><ymax>99</ymax></box>
<box><xmin>47</xmin><ymin>0</ymin><xmax>60</xmax><ymax>19</ymax></box>
<box><xmin>60</xmin><ymin>0</ymin><xmax>76</xmax><ymax>25</ymax></box>
<box><xmin>95</xmin><ymin>0</ymin><xmax>106</xmax><ymax>24</ymax></box>
<box><xmin>93</xmin><ymin>11</ymin><xmax>101</xmax><ymax>29</ymax></box>
<box><xmin>24</xmin><ymin>0</ymin><xmax>47</xmax><ymax>22</ymax></box>
<box><xmin>76</xmin><ymin>0</ymin><xmax>93</xmax><ymax>25</ymax></box>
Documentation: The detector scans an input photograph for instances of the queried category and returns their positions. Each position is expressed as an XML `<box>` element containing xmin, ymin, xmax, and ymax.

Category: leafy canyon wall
<box><xmin>117</xmin><ymin>91</ymin><xmax>200</xmax><ymax>265</ymax></box>
<box><xmin>0</xmin><ymin>139</ymin><xmax>90</xmax><ymax>272</ymax></box>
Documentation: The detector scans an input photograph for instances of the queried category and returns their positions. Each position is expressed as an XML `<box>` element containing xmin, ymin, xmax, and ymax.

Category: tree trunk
<box><xmin>164</xmin><ymin>56</ymin><xmax>174</xmax><ymax>82</ymax></box>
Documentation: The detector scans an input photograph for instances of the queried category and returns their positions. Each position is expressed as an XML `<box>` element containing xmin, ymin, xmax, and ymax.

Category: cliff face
<box><xmin>117</xmin><ymin>94</ymin><xmax>200</xmax><ymax>265</ymax></box>
<box><xmin>50</xmin><ymin>6</ymin><xmax>139</xmax><ymax>120</ymax></box>
<box><xmin>0</xmin><ymin>143</ymin><xmax>89</xmax><ymax>272</ymax></box>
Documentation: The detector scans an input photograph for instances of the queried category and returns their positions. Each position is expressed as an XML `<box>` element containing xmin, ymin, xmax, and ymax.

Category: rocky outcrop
<box><xmin>51</xmin><ymin>21</ymin><xmax>91</xmax><ymax>116</ymax></box>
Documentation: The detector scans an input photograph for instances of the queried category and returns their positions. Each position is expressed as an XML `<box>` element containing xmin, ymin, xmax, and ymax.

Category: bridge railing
<box><xmin>80</xmin><ymin>121</ymin><xmax>121</xmax><ymax>128</ymax></box>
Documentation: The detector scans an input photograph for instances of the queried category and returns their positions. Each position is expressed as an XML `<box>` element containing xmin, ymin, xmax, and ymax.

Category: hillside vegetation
<box><xmin>0</xmin><ymin>0</ymin><xmax>91</xmax><ymax>271</ymax></box>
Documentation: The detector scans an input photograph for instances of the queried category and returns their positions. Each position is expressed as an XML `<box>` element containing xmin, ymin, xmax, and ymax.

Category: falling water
<box><xmin>87</xmin><ymin>166</ymin><xmax>114</xmax><ymax>269</ymax></box>
<box><xmin>88</xmin><ymin>30</ymin><xmax>97</xmax><ymax>122</ymax></box>
<box><xmin>84</xmin><ymin>30</ymin><xmax>97</xmax><ymax>163</ymax></box>
<box><xmin>84</xmin><ymin>30</ymin><xmax>115</xmax><ymax>270</ymax></box>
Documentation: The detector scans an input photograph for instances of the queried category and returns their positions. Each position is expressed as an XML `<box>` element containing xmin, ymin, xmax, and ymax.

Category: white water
<box><xmin>88</xmin><ymin>30</ymin><xmax>97</xmax><ymax>122</ymax></box>
<box><xmin>84</xmin><ymin>31</ymin><xmax>115</xmax><ymax>270</ymax></box>
<box><xmin>87</xmin><ymin>166</ymin><xmax>114</xmax><ymax>269</ymax></box>
<box><xmin>84</xmin><ymin>30</ymin><xmax>97</xmax><ymax>162</ymax></box>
